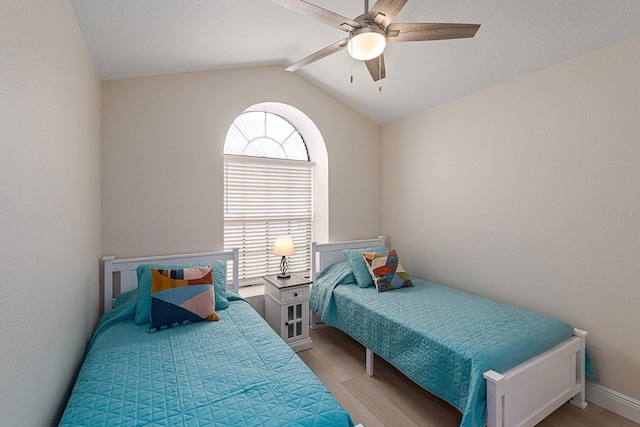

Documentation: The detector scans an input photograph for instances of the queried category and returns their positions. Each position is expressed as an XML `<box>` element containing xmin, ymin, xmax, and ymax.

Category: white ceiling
<box><xmin>70</xmin><ymin>0</ymin><xmax>640</xmax><ymax>125</ymax></box>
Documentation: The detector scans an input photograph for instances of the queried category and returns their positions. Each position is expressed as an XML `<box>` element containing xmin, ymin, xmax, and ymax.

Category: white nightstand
<box><xmin>264</xmin><ymin>273</ymin><xmax>313</xmax><ymax>352</ymax></box>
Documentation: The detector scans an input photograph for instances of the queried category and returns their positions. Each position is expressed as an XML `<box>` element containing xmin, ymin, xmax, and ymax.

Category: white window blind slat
<box><xmin>224</xmin><ymin>156</ymin><xmax>313</xmax><ymax>282</ymax></box>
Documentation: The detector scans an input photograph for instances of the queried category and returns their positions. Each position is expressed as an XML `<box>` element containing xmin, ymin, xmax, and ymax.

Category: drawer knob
<box><xmin>293</xmin><ymin>292</ymin><xmax>298</xmax><ymax>297</ymax></box>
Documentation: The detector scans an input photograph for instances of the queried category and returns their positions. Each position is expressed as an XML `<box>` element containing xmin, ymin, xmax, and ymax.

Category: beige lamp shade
<box><xmin>273</xmin><ymin>236</ymin><xmax>295</xmax><ymax>256</ymax></box>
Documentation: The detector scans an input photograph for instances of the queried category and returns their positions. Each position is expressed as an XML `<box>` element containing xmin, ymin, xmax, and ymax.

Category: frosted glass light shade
<box><xmin>348</xmin><ymin>27</ymin><xmax>386</xmax><ymax>61</ymax></box>
<box><xmin>273</xmin><ymin>236</ymin><xmax>295</xmax><ymax>256</ymax></box>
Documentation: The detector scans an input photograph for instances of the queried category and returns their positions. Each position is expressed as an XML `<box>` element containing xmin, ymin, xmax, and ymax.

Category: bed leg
<box><xmin>570</xmin><ymin>328</ymin><xmax>589</xmax><ymax>409</ymax></box>
<box><xmin>310</xmin><ymin>311</ymin><xmax>318</xmax><ymax>330</ymax></box>
<box><xmin>365</xmin><ymin>348</ymin><xmax>374</xmax><ymax>376</ymax></box>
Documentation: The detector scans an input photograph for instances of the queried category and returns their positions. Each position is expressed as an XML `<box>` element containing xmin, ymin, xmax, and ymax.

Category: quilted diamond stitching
<box><xmin>322</xmin><ymin>278</ymin><xmax>572</xmax><ymax>427</ymax></box>
<box><xmin>60</xmin><ymin>301</ymin><xmax>352</xmax><ymax>426</ymax></box>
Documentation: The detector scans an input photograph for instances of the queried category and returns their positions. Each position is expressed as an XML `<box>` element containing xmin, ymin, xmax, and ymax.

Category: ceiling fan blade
<box><xmin>285</xmin><ymin>39</ymin><xmax>348</xmax><ymax>72</ymax></box>
<box><xmin>386</xmin><ymin>23</ymin><xmax>480</xmax><ymax>42</ymax></box>
<box><xmin>364</xmin><ymin>0</ymin><xmax>408</xmax><ymax>28</ymax></box>
<box><xmin>365</xmin><ymin>54</ymin><xmax>386</xmax><ymax>82</ymax></box>
<box><xmin>269</xmin><ymin>0</ymin><xmax>360</xmax><ymax>32</ymax></box>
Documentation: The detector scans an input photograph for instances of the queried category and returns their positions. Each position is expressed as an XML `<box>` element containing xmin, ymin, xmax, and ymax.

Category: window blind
<box><xmin>224</xmin><ymin>155</ymin><xmax>313</xmax><ymax>283</ymax></box>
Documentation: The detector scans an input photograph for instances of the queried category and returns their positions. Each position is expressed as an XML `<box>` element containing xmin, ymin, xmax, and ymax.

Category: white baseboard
<box><xmin>586</xmin><ymin>382</ymin><xmax>640</xmax><ymax>424</ymax></box>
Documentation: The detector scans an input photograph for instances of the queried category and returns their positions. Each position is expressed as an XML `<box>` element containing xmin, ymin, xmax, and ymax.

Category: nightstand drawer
<box><xmin>286</xmin><ymin>287</ymin><xmax>308</xmax><ymax>302</ymax></box>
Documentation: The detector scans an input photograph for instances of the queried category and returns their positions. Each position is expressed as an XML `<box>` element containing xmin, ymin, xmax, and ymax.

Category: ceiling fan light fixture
<box><xmin>348</xmin><ymin>26</ymin><xmax>386</xmax><ymax>61</ymax></box>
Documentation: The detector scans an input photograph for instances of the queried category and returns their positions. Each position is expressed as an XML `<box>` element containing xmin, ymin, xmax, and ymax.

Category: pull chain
<box><xmin>378</xmin><ymin>54</ymin><xmax>382</xmax><ymax>92</ymax></box>
<box><xmin>349</xmin><ymin>31</ymin><xmax>354</xmax><ymax>83</ymax></box>
<box><xmin>350</xmin><ymin>55</ymin><xmax>353</xmax><ymax>84</ymax></box>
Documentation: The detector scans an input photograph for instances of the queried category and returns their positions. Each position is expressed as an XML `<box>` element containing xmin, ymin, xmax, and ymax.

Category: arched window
<box><xmin>224</xmin><ymin>111</ymin><xmax>309</xmax><ymax>160</ymax></box>
<box><xmin>224</xmin><ymin>111</ymin><xmax>313</xmax><ymax>282</ymax></box>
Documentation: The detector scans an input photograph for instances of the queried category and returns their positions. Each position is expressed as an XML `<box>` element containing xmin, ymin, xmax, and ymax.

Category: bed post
<box><xmin>570</xmin><ymin>328</ymin><xmax>589</xmax><ymax>409</ymax></box>
<box><xmin>103</xmin><ymin>256</ymin><xmax>115</xmax><ymax>314</ymax></box>
<box><xmin>231</xmin><ymin>248</ymin><xmax>239</xmax><ymax>294</ymax></box>
<box><xmin>483</xmin><ymin>370</ymin><xmax>505</xmax><ymax>427</ymax></box>
<box><xmin>310</xmin><ymin>241</ymin><xmax>317</xmax><ymax>282</ymax></box>
<box><xmin>310</xmin><ymin>241</ymin><xmax>318</xmax><ymax>330</ymax></box>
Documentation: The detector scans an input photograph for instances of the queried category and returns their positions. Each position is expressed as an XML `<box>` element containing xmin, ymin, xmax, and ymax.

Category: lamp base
<box><xmin>278</xmin><ymin>255</ymin><xmax>290</xmax><ymax>279</ymax></box>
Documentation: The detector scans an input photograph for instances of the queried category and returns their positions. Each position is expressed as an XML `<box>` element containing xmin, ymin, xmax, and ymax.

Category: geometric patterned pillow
<box><xmin>362</xmin><ymin>250</ymin><xmax>413</xmax><ymax>292</ymax></box>
<box><xmin>134</xmin><ymin>261</ymin><xmax>229</xmax><ymax>326</ymax></box>
<box><xmin>149</xmin><ymin>266</ymin><xmax>218</xmax><ymax>333</ymax></box>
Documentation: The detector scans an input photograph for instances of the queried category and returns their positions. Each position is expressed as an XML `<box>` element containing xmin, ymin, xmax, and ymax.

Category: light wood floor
<box><xmin>299</xmin><ymin>323</ymin><xmax>639</xmax><ymax>427</ymax></box>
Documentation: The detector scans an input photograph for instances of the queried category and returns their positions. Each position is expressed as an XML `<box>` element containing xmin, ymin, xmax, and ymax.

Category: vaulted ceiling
<box><xmin>70</xmin><ymin>0</ymin><xmax>640</xmax><ymax>125</ymax></box>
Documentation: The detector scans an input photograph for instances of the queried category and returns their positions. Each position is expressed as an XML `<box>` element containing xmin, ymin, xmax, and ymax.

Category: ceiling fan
<box><xmin>270</xmin><ymin>0</ymin><xmax>480</xmax><ymax>82</ymax></box>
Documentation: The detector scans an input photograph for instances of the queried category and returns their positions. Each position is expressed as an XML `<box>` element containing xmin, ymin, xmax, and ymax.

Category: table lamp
<box><xmin>273</xmin><ymin>236</ymin><xmax>295</xmax><ymax>278</ymax></box>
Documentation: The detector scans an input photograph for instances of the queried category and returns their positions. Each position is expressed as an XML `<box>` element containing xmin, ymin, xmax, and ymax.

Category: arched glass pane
<box><xmin>224</xmin><ymin>111</ymin><xmax>309</xmax><ymax>161</ymax></box>
<box><xmin>244</xmin><ymin>137</ymin><xmax>286</xmax><ymax>159</ymax></box>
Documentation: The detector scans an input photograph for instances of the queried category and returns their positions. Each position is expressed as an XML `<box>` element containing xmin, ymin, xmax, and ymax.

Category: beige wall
<box><xmin>101</xmin><ymin>66</ymin><xmax>381</xmax><ymax>258</ymax></box>
<box><xmin>0</xmin><ymin>1</ymin><xmax>102</xmax><ymax>425</ymax></box>
<box><xmin>381</xmin><ymin>35</ymin><xmax>640</xmax><ymax>400</ymax></box>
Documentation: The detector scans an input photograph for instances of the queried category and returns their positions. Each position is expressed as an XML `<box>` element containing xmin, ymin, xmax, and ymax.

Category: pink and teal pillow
<box><xmin>343</xmin><ymin>246</ymin><xmax>389</xmax><ymax>288</ymax></box>
<box><xmin>135</xmin><ymin>260</ymin><xmax>229</xmax><ymax>325</ymax></box>
<box><xmin>149</xmin><ymin>266</ymin><xmax>218</xmax><ymax>333</ymax></box>
<box><xmin>362</xmin><ymin>250</ymin><xmax>413</xmax><ymax>292</ymax></box>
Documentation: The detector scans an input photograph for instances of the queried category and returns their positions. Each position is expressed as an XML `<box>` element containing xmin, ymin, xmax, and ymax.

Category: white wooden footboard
<box><xmin>360</xmin><ymin>324</ymin><xmax>588</xmax><ymax>427</ymax></box>
<box><xmin>483</xmin><ymin>328</ymin><xmax>588</xmax><ymax>427</ymax></box>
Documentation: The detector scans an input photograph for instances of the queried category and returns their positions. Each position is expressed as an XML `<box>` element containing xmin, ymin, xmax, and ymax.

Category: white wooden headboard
<box><xmin>102</xmin><ymin>249</ymin><xmax>239</xmax><ymax>313</ymax></box>
<box><xmin>310</xmin><ymin>236</ymin><xmax>386</xmax><ymax>281</ymax></box>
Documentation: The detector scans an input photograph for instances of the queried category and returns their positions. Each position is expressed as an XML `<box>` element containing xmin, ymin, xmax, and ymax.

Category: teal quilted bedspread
<box><xmin>60</xmin><ymin>294</ymin><xmax>352</xmax><ymax>426</ymax></box>
<box><xmin>311</xmin><ymin>264</ymin><xmax>573</xmax><ymax>427</ymax></box>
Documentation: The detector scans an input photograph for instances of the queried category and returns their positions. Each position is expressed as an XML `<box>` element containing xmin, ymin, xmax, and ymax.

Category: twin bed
<box><xmin>310</xmin><ymin>237</ymin><xmax>589</xmax><ymax>427</ymax></box>
<box><xmin>61</xmin><ymin>239</ymin><xmax>589</xmax><ymax>427</ymax></box>
<box><xmin>60</xmin><ymin>250</ymin><xmax>353</xmax><ymax>426</ymax></box>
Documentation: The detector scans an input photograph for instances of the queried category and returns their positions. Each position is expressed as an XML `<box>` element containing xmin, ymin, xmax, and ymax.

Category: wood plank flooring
<box><xmin>299</xmin><ymin>323</ymin><xmax>639</xmax><ymax>427</ymax></box>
